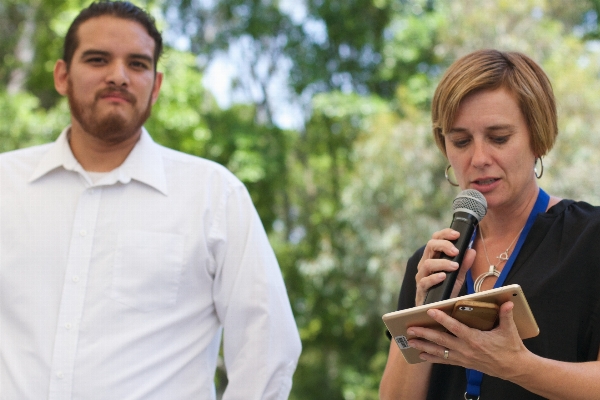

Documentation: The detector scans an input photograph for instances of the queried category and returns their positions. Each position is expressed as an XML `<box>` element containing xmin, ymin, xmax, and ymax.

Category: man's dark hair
<box><xmin>63</xmin><ymin>1</ymin><xmax>163</xmax><ymax>70</ymax></box>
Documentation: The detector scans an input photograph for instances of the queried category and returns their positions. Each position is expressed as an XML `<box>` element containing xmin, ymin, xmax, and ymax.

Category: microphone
<box><xmin>424</xmin><ymin>189</ymin><xmax>487</xmax><ymax>304</ymax></box>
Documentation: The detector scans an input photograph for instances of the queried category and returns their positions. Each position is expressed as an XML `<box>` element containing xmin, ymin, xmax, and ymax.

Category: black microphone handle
<box><xmin>423</xmin><ymin>211</ymin><xmax>479</xmax><ymax>304</ymax></box>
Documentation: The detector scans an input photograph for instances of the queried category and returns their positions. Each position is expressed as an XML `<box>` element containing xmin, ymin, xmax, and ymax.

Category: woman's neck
<box><xmin>478</xmin><ymin>185</ymin><xmax>540</xmax><ymax>240</ymax></box>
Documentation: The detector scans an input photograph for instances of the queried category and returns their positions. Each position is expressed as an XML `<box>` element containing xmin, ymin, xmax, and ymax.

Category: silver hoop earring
<box><xmin>535</xmin><ymin>157</ymin><xmax>544</xmax><ymax>179</ymax></box>
<box><xmin>445</xmin><ymin>165</ymin><xmax>459</xmax><ymax>187</ymax></box>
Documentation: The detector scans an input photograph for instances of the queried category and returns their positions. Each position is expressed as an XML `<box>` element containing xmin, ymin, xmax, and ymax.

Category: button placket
<box><xmin>48</xmin><ymin>187</ymin><xmax>102</xmax><ymax>399</ymax></box>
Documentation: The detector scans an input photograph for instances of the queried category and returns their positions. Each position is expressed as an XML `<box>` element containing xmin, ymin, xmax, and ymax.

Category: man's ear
<box><xmin>150</xmin><ymin>71</ymin><xmax>163</xmax><ymax>105</ymax></box>
<box><xmin>54</xmin><ymin>60</ymin><xmax>69</xmax><ymax>96</ymax></box>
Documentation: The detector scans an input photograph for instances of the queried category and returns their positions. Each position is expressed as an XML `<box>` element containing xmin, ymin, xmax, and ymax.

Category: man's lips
<box><xmin>102</xmin><ymin>94</ymin><xmax>128</xmax><ymax>102</ymax></box>
<box><xmin>97</xmin><ymin>88</ymin><xmax>135</xmax><ymax>104</ymax></box>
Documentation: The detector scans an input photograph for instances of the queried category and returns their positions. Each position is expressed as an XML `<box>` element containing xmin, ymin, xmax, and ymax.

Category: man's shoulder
<box><xmin>0</xmin><ymin>142</ymin><xmax>54</xmax><ymax>165</ymax></box>
<box><xmin>156</xmin><ymin>144</ymin><xmax>244</xmax><ymax>187</ymax></box>
<box><xmin>1</xmin><ymin>142</ymin><xmax>54</xmax><ymax>156</ymax></box>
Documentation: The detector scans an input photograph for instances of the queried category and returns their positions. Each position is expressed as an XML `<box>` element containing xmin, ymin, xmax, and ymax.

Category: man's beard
<box><xmin>67</xmin><ymin>82</ymin><xmax>153</xmax><ymax>145</ymax></box>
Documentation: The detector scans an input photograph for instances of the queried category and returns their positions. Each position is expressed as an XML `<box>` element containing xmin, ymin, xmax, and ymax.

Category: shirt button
<box><xmin>56</xmin><ymin>371</ymin><xmax>64</xmax><ymax>379</ymax></box>
<box><xmin>88</xmin><ymin>189</ymin><xmax>95</xmax><ymax>195</ymax></box>
<box><xmin>72</xmin><ymin>276</ymin><xmax>80</xmax><ymax>283</ymax></box>
<box><xmin>79</xmin><ymin>230</ymin><xmax>87</xmax><ymax>236</ymax></box>
<box><xmin>65</xmin><ymin>323</ymin><xmax>72</xmax><ymax>330</ymax></box>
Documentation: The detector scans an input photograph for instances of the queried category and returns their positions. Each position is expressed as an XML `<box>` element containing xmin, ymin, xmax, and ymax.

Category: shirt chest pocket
<box><xmin>109</xmin><ymin>230</ymin><xmax>185</xmax><ymax>312</ymax></box>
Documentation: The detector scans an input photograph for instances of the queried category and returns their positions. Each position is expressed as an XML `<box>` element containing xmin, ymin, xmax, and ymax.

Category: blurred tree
<box><xmin>162</xmin><ymin>0</ymin><xmax>298</xmax><ymax>126</ymax></box>
<box><xmin>285</xmin><ymin>1</ymin><xmax>600</xmax><ymax>398</ymax></box>
<box><xmin>0</xmin><ymin>0</ymin><xmax>86</xmax><ymax>107</ymax></box>
<box><xmin>545</xmin><ymin>0</ymin><xmax>600</xmax><ymax>40</ymax></box>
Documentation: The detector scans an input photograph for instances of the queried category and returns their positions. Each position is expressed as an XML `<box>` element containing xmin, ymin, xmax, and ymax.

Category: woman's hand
<box><xmin>406</xmin><ymin>301</ymin><xmax>530</xmax><ymax>379</ymax></box>
<box><xmin>414</xmin><ymin>228</ymin><xmax>476</xmax><ymax>306</ymax></box>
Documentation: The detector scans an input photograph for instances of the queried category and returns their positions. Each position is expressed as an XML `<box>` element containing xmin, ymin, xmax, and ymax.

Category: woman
<box><xmin>380</xmin><ymin>49</ymin><xmax>600</xmax><ymax>399</ymax></box>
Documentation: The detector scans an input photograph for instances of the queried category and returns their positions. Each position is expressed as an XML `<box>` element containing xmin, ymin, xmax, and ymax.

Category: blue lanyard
<box><xmin>464</xmin><ymin>188</ymin><xmax>549</xmax><ymax>399</ymax></box>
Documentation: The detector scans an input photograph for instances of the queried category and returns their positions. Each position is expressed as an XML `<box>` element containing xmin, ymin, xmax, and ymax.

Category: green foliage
<box><xmin>0</xmin><ymin>90</ymin><xmax>68</xmax><ymax>152</ymax></box>
<box><xmin>285</xmin><ymin>91</ymin><xmax>455</xmax><ymax>399</ymax></box>
<box><xmin>287</xmin><ymin>0</ymin><xmax>394</xmax><ymax>96</ymax></box>
<box><xmin>377</xmin><ymin>4</ymin><xmax>444</xmax><ymax>101</ymax></box>
<box><xmin>145</xmin><ymin>50</ymin><xmax>215</xmax><ymax>154</ymax></box>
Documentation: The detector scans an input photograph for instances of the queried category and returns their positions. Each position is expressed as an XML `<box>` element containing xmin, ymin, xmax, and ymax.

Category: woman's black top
<box><xmin>397</xmin><ymin>200</ymin><xmax>600</xmax><ymax>399</ymax></box>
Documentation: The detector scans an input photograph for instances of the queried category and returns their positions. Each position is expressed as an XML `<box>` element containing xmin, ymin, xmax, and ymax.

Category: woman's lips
<box><xmin>474</xmin><ymin>178</ymin><xmax>498</xmax><ymax>185</ymax></box>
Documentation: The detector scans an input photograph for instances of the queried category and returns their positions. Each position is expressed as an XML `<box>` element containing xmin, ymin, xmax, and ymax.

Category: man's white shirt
<box><xmin>0</xmin><ymin>127</ymin><xmax>301</xmax><ymax>399</ymax></box>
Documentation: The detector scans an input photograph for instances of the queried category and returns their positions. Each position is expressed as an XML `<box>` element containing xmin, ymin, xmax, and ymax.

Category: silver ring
<box><xmin>443</xmin><ymin>349</ymin><xmax>449</xmax><ymax>360</ymax></box>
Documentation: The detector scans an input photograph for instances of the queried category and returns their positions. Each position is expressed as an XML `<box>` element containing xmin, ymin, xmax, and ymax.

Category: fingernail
<box><xmin>407</xmin><ymin>329</ymin><xmax>415</xmax><ymax>336</ymax></box>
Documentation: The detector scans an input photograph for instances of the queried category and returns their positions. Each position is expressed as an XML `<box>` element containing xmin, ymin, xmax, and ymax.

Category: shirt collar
<box><xmin>29</xmin><ymin>126</ymin><xmax>168</xmax><ymax>196</ymax></box>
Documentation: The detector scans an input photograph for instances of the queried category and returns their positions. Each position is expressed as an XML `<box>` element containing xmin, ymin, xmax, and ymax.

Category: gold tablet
<box><xmin>382</xmin><ymin>284</ymin><xmax>539</xmax><ymax>364</ymax></box>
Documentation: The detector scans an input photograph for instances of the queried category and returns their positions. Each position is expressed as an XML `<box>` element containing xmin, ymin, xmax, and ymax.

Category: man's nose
<box><xmin>106</xmin><ymin>61</ymin><xmax>129</xmax><ymax>86</ymax></box>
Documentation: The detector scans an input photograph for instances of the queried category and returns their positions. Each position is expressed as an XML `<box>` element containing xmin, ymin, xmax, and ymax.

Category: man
<box><xmin>0</xmin><ymin>2</ymin><xmax>301</xmax><ymax>399</ymax></box>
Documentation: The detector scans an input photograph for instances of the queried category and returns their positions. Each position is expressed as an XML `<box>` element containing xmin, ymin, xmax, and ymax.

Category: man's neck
<box><xmin>68</xmin><ymin>124</ymin><xmax>141</xmax><ymax>172</ymax></box>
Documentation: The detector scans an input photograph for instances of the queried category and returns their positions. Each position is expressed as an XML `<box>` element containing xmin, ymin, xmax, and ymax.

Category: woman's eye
<box><xmin>492</xmin><ymin>136</ymin><xmax>509</xmax><ymax>144</ymax></box>
<box><xmin>452</xmin><ymin>139</ymin><xmax>470</xmax><ymax>148</ymax></box>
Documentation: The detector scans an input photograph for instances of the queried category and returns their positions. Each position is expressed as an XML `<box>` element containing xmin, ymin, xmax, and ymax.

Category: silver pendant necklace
<box><xmin>474</xmin><ymin>227</ymin><xmax>523</xmax><ymax>292</ymax></box>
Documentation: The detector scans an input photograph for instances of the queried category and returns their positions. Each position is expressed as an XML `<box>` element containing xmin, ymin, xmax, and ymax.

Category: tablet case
<box><xmin>382</xmin><ymin>284</ymin><xmax>539</xmax><ymax>364</ymax></box>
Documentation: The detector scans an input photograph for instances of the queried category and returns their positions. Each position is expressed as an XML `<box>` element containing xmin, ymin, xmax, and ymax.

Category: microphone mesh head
<box><xmin>452</xmin><ymin>189</ymin><xmax>487</xmax><ymax>221</ymax></box>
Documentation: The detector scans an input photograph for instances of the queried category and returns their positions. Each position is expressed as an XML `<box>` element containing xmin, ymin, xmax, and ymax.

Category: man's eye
<box><xmin>131</xmin><ymin>61</ymin><xmax>150</xmax><ymax>69</ymax></box>
<box><xmin>86</xmin><ymin>57</ymin><xmax>106</xmax><ymax>64</ymax></box>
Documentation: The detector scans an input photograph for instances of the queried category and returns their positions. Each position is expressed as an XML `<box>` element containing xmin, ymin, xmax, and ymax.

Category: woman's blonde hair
<box><xmin>432</xmin><ymin>49</ymin><xmax>557</xmax><ymax>158</ymax></box>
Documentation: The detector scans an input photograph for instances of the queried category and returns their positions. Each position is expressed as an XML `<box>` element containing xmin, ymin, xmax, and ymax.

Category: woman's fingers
<box><xmin>424</xmin><ymin>228</ymin><xmax>461</xmax><ymax>258</ymax></box>
<box><xmin>415</xmin><ymin>259</ymin><xmax>459</xmax><ymax>305</ymax></box>
<box><xmin>414</xmin><ymin>228</ymin><xmax>465</xmax><ymax>305</ymax></box>
<box><xmin>407</xmin><ymin>302</ymin><xmax>530</xmax><ymax>379</ymax></box>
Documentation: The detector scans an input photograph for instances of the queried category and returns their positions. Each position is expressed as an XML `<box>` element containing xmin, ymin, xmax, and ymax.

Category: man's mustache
<box><xmin>96</xmin><ymin>87</ymin><xmax>136</xmax><ymax>104</ymax></box>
